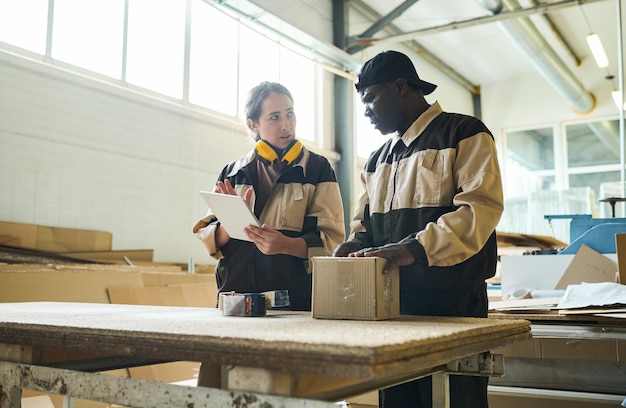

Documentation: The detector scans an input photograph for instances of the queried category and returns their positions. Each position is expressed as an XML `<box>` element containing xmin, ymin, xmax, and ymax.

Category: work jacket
<box><xmin>350</xmin><ymin>102</ymin><xmax>504</xmax><ymax>293</ymax></box>
<box><xmin>193</xmin><ymin>146</ymin><xmax>345</xmax><ymax>311</ymax></box>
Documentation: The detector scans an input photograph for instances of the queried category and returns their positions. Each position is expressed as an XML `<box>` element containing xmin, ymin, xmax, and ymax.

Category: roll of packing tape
<box><xmin>511</xmin><ymin>288</ymin><xmax>532</xmax><ymax>300</ymax></box>
<box><xmin>531</xmin><ymin>289</ymin><xmax>565</xmax><ymax>298</ymax></box>
<box><xmin>220</xmin><ymin>292</ymin><xmax>266</xmax><ymax>316</ymax></box>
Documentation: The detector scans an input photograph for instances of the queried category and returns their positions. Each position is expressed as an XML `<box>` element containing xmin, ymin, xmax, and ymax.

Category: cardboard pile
<box><xmin>0</xmin><ymin>221</ymin><xmax>218</xmax><ymax>408</ymax></box>
<box><xmin>5</xmin><ymin>263</ymin><xmax>218</xmax><ymax>408</ymax></box>
<box><xmin>492</xmin><ymin>233</ymin><xmax>626</xmax><ymax>317</ymax></box>
<box><xmin>0</xmin><ymin>221</ymin><xmax>153</xmax><ymax>264</ymax></box>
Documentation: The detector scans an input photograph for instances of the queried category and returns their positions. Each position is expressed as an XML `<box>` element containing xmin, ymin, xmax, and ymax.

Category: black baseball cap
<box><xmin>355</xmin><ymin>50</ymin><xmax>437</xmax><ymax>95</ymax></box>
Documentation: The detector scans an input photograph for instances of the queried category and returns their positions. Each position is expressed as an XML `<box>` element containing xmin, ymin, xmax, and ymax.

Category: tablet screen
<box><xmin>200</xmin><ymin>191</ymin><xmax>261</xmax><ymax>242</ymax></box>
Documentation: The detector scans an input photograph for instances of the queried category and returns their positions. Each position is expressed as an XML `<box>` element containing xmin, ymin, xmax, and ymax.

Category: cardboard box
<box><xmin>0</xmin><ymin>221</ymin><xmax>112</xmax><ymax>252</ymax></box>
<box><xmin>0</xmin><ymin>265</ymin><xmax>210</xmax><ymax>304</ymax></box>
<box><xmin>615</xmin><ymin>233</ymin><xmax>626</xmax><ymax>284</ymax></box>
<box><xmin>60</xmin><ymin>249</ymin><xmax>154</xmax><ymax>263</ymax></box>
<box><xmin>554</xmin><ymin>244</ymin><xmax>617</xmax><ymax>289</ymax></box>
<box><xmin>0</xmin><ymin>268</ymin><xmax>145</xmax><ymax>303</ymax></box>
<box><xmin>128</xmin><ymin>361</ymin><xmax>199</xmax><ymax>384</ymax></box>
<box><xmin>107</xmin><ymin>283</ymin><xmax>217</xmax><ymax>308</ymax></box>
<box><xmin>311</xmin><ymin>257</ymin><xmax>399</xmax><ymax>320</ymax></box>
<box><xmin>3</xmin><ymin>264</ymin><xmax>213</xmax><ymax>404</ymax></box>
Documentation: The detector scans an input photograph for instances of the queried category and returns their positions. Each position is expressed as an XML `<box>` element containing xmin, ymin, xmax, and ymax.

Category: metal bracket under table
<box><xmin>0</xmin><ymin>352</ymin><xmax>505</xmax><ymax>408</ymax></box>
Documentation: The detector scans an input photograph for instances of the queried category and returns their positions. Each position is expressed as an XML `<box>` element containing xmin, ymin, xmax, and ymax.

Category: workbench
<box><xmin>0</xmin><ymin>302</ymin><xmax>531</xmax><ymax>408</ymax></box>
<box><xmin>488</xmin><ymin>312</ymin><xmax>626</xmax><ymax>407</ymax></box>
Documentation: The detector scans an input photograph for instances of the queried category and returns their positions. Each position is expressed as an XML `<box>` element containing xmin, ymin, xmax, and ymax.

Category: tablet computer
<box><xmin>200</xmin><ymin>191</ymin><xmax>261</xmax><ymax>242</ymax></box>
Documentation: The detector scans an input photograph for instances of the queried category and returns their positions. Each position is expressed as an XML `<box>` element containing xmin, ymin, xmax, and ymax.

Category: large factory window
<box><xmin>189</xmin><ymin>0</ymin><xmax>239</xmax><ymax>117</ymax></box>
<box><xmin>126</xmin><ymin>0</ymin><xmax>186</xmax><ymax>98</ymax></box>
<box><xmin>503</xmin><ymin>126</ymin><xmax>556</xmax><ymax>199</ymax></box>
<box><xmin>565</xmin><ymin>118</ymin><xmax>622</xmax><ymax>217</ymax></box>
<box><xmin>0</xmin><ymin>0</ymin><xmax>324</xmax><ymax>145</ymax></box>
<box><xmin>0</xmin><ymin>0</ymin><xmax>47</xmax><ymax>54</ymax></box>
<box><xmin>499</xmin><ymin>117</ymin><xmax>623</xmax><ymax>243</ymax></box>
<box><xmin>51</xmin><ymin>0</ymin><xmax>125</xmax><ymax>79</ymax></box>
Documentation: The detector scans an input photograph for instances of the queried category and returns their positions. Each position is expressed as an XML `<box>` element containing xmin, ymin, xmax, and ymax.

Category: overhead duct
<box><xmin>476</xmin><ymin>0</ymin><xmax>596</xmax><ymax>114</ymax></box>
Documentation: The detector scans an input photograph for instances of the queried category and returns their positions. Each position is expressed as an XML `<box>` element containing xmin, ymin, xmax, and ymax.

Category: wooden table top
<box><xmin>0</xmin><ymin>302</ymin><xmax>531</xmax><ymax>379</ymax></box>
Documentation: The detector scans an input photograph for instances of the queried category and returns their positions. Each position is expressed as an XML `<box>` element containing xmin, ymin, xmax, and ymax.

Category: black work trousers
<box><xmin>378</xmin><ymin>283</ymin><xmax>489</xmax><ymax>408</ymax></box>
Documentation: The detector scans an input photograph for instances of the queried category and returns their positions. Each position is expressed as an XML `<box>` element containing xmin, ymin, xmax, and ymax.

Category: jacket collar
<box><xmin>389</xmin><ymin>101</ymin><xmax>443</xmax><ymax>150</ymax></box>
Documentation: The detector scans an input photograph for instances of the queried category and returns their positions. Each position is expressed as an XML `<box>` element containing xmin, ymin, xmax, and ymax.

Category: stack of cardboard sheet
<box><xmin>491</xmin><ymin>241</ymin><xmax>626</xmax><ymax>318</ymax></box>
<box><xmin>0</xmin><ymin>220</ymin><xmax>218</xmax><ymax>408</ymax></box>
<box><xmin>0</xmin><ymin>220</ymin><xmax>153</xmax><ymax>264</ymax></box>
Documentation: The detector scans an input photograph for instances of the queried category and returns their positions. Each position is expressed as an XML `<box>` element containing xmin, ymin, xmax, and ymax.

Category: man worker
<box><xmin>332</xmin><ymin>50</ymin><xmax>504</xmax><ymax>408</ymax></box>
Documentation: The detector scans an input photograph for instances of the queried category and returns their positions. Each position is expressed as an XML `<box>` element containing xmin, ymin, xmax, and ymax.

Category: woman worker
<box><xmin>192</xmin><ymin>81</ymin><xmax>345</xmax><ymax>312</ymax></box>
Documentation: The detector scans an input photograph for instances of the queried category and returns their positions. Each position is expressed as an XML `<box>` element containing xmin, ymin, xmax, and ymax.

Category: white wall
<box><xmin>482</xmin><ymin>63</ymin><xmax>619</xmax><ymax>137</ymax></box>
<box><xmin>0</xmin><ymin>49</ymin><xmax>252</xmax><ymax>264</ymax></box>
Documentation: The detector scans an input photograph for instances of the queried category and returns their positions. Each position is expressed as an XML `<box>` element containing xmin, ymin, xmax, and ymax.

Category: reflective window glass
<box><xmin>566</xmin><ymin>120</ymin><xmax>619</xmax><ymax>167</ymax></box>
<box><xmin>189</xmin><ymin>0</ymin><xmax>238</xmax><ymax>116</ymax></box>
<box><xmin>0</xmin><ymin>0</ymin><xmax>48</xmax><ymax>54</ymax></box>
<box><xmin>354</xmin><ymin>99</ymin><xmax>389</xmax><ymax>158</ymax></box>
<box><xmin>504</xmin><ymin>127</ymin><xmax>555</xmax><ymax>198</ymax></box>
<box><xmin>126</xmin><ymin>0</ymin><xmax>185</xmax><ymax>98</ymax></box>
<box><xmin>52</xmin><ymin>0</ymin><xmax>125</xmax><ymax>78</ymax></box>
<box><xmin>237</xmin><ymin>25</ymin><xmax>279</xmax><ymax>117</ymax></box>
<box><xmin>279</xmin><ymin>46</ymin><xmax>315</xmax><ymax>141</ymax></box>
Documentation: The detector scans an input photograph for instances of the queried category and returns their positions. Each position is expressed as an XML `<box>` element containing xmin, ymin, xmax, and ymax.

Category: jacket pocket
<box><xmin>279</xmin><ymin>183</ymin><xmax>307</xmax><ymax>231</ymax></box>
<box><xmin>395</xmin><ymin>149</ymin><xmax>444</xmax><ymax>207</ymax></box>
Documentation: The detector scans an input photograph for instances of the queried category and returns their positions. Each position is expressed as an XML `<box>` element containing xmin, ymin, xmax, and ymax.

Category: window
<box><xmin>503</xmin><ymin>127</ymin><xmax>556</xmax><ymax>199</ymax></box>
<box><xmin>52</xmin><ymin>0</ymin><xmax>125</xmax><ymax>79</ymax></box>
<box><xmin>126</xmin><ymin>0</ymin><xmax>186</xmax><ymax>98</ymax></box>
<box><xmin>279</xmin><ymin>46</ymin><xmax>315</xmax><ymax>141</ymax></box>
<box><xmin>499</xmin><ymin>119</ymin><xmax>624</xmax><ymax>242</ymax></box>
<box><xmin>0</xmin><ymin>0</ymin><xmax>326</xmax><ymax>144</ymax></box>
<box><xmin>189</xmin><ymin>0</ymin><xmax>238</xmax><ymax>116</ymax></box>
<box><xmin>237</xmin><ymin>24</ymin><xmax>279</xmax><ymax>117</ymax></box>
<box><xmin>498</xmin><ymin>126</ymin><xmax>565</xmax><ymax>240</ymax></box>
<box><xmin>354</xmin><ymin>99</ymin><xmax>389</xmax><ymax>158</ymax></box>
<box><xmin>565</xmin><ymin>119</ymin><xmax>621</xmax><ymax>216</ymax></box>
<box><xmin>0</xmin><ymin>0</ymin><xmax>48</xmax><ymax>54</ymax></box>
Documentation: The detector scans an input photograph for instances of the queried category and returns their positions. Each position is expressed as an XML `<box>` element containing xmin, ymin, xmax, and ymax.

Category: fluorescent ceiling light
<box><xmin>586</xmin><ymin>33</ymin><xmax>609</xmax><ymax>68</ymax></box>
<box><xmin>612</xmin><ymin>90</ymin><xmax>625</xmax><ymax>111</ymax></box>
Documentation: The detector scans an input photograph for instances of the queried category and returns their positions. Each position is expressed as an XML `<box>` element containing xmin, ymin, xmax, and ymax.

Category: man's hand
<box><xmin>349</xmin><ymin>243</ymin><xmax>415</xmax><ymax>274</ymax></box>
<box><xmin>332</xmin><ymin>241</ymin><xmax>364</xmax><ymax>257</ymax></box>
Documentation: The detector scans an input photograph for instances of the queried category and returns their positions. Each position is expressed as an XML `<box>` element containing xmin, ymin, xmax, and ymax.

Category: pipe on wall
<box><xmin>476</xmin><ymin>0</ymin><xmax>596</xmax><ymax>114</ymax></box>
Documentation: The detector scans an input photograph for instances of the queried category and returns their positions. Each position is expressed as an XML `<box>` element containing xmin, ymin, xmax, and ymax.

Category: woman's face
<box><xmin>249</xmin><ymin>92</ymin><xmax>296</xmax><ymax>150</ymax></box>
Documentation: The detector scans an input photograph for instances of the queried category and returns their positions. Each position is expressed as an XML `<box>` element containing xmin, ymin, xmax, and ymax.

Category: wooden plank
<box><xmin>0</xmin><ymin>302</ymin><xmax>531</xmax><ymax>380</ymax></box>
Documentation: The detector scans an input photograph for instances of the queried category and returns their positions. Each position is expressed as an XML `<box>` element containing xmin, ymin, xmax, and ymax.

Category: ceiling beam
<box><xmin>366</xmin><ymin>0</ymin><xmax>609</xmax><ymax>48</ymax></box>
<box><xmin>352</xmin><ymin>0</ymin><xmax>420</xmax><ymax>50</ymax></box>
<box><xmin>348</xmin><ymin>0</ymin><xmax>479</xmax><ymax>94</ymax></box>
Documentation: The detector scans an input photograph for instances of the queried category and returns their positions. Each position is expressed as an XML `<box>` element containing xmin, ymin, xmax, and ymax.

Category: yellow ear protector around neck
<box><xmin>255</xmin><ymin>139</ymin><xmax>303</xmax><ymax>166</ymax></box>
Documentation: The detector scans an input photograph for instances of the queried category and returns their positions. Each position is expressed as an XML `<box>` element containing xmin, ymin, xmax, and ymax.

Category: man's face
<box><xmin>359</xmin><ymin>82</ymin><xmax>402</xmax><ymax>135</ymax></box>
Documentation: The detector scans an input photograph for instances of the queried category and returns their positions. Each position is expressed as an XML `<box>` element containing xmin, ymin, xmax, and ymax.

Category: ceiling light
<box><xmin>586</xmin><ymin>33</ymin><xmax>609</xmax><ymax>68</ymax></box>
<box><xmin>611</xmin><ymin>90</ymin><xmax>625</xmax><ymax>111</ymax></box>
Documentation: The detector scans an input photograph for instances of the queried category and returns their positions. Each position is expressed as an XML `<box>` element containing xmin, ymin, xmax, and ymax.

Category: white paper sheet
<box><xmin>556</xmin><ymin>282</ymin><xmax>626</xmax><ymax>309</ymax></box>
